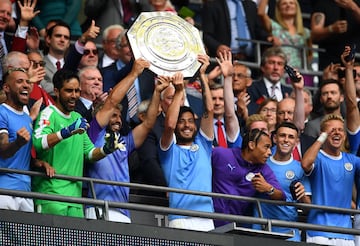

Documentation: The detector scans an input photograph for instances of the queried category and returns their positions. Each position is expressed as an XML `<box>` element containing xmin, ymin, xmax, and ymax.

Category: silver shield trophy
<box><xmin>127</xmin><ymin>12</ymin><xmax>206</xmax><ymax>77</ymax></box>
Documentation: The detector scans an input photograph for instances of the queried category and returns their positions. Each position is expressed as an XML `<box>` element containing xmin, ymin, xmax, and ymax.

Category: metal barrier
<box><xmin>1</xmin><ymin>167</ymin><xmax>360</xmax><ymax>237</ymax></box>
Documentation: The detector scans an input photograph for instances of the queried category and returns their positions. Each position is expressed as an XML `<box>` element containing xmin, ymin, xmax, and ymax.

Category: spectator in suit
<box><xmin>42</xmin><ymin>21</ymin><xmax>71</xmax><ymax>96</ymax></box>
<box><xmin>247</xmin><ymin>47</ymin><xmax>292</xmax><ymax>115</ymax></box>
<box><xmin>202</xmin><ymin>0</ymin><xmax>268</xmax><ymax>61</ymax></box>
<box><xmin>98</xmin><ymin>24</ymin><xmax>124</xmax><ymax>69</ymax></box>
<box><xmin>79</xmin><ymin>41</ymin><xmax>99</xmax><ymax>69</ymax></box>
<box><xmin>62</xmin><ymin>21</ymin><xmax>100</xmax><ymax>72</ymax></box>
<box><xmin>0</xmin><ymin>0</ymin><xmax>15</xmax><ymax>81</ymax></box>
<box><xmin>75</xmin><ymin>66</ymin><xmax>108</xmax><ymax>123</ymax></box>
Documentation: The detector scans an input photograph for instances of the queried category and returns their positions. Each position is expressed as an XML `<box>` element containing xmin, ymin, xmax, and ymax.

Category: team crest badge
<box><xmin>190</xmin><ymin>144</ymin><xmax>199</xmax><ymax>152</ymax></box>
<box><xmin>344</xmin><ymin>163</ymin><xmax>353</xmax><ymax>171</ymax></box>
<box><xmin>286</xmin><ymin>170</ymin><xmax>295</xmax><ymax>180</ymax></box>
<box><xmin>246</xmin><ymin>172</ymin><xmax>255</xmax><ymax>182</ymax></box>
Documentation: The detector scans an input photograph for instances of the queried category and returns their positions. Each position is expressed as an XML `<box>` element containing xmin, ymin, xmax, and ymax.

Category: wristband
<box><xmin>100</xmin><ymin>146</ymin><xmax>106</xmax><ymax>156</ymax></box>
<box><xmin>56</xmin><ymin>131</ymin><xmax>63</xmax><ymax>140</ymax></box>
<box><xmin>317</xmin><ymin>132</ymin><xmax>328</xmax><ymax>144</ymax></box>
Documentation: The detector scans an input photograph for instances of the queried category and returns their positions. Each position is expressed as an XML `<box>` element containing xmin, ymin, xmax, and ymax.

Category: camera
<box><xmin>289</xmin><ymin>180</ymin><xmax>300</xmax><ymax>200</ymax></box>
<box><xmin>345</xmin><ymin>44</ymin><xmax>356</xmax><ymax>62</ymax></box>
<box><xmin>337</xmin><ymin>68</ymin><xmax>356</xmax><ymax>78</ymax></box>
<box><xmin>284</xmin><ymin>65</ymin><xmax>301</xmax><ymax>82</ymax></box>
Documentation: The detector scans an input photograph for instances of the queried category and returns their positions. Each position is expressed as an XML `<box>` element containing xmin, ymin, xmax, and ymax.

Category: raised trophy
<box><xmin>127</xmin><ymin>12</ymin><xmax>206</xmax><ymax>77</ymax></box>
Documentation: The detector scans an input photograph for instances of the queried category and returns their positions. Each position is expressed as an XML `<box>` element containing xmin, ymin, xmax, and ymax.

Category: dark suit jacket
<box><xmin>299</xmin><ymin>133</ymin><xmax>316</xmax><ymax>157</ymax></box>
<box><xmin>186</xmin><ymin>93</ymin><xmax>204</xmax><ymax>120</ymax></box>
<box><xmin>75</xmin><ymin>99</ymin><xmax>93</xmax><ymax>123</ymax></box>
<box><xmin>136</xmin><ymin>113</ymin><xmax>167</xmax><ymax>197</ymax></box>
<box><xmin>202</xmin><ymin>0</ymin><xmax>268</xmax><ymax>57</ymax></box>
<box><xmin>247</xmin><ymin>78</ymin><xmax>293</xmax><ymax>115</ymax></box>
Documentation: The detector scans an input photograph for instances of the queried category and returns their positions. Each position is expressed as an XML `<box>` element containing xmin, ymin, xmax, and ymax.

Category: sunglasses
<box><xmin>30</xmin><ymin>60</ymin><xmax>46</xmax><ymax>68</ymax></box>
<box><xmin>83</xmin><ymin>49</ymin><xmax>98</xmax><ymax>56</ymax></box>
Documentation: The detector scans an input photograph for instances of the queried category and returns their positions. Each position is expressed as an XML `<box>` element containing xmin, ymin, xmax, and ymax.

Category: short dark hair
<box><xmin>178</xmin><ymin>106</ymin><xmax>195</xmax><ymax>121</ymax></box>
<box><xmin>319</xmin><ymin>79</ymin><xmax>344</xmax><ymax>94</ymax></box>
<box><xmin>46</xmin><ymin>20</ymin><xmax>71</xmax><ymax>38</ymax></box>
<box><xmin>53</xmin><ymin>69</ymin><xmax>79</xmax><ymax>90</ymax></box>
<box><xmin>275</xmin><ymin>122</ymin><xmax>299</xmax><ymax>135</ymax></box>
<box><xmin>241</xmin><ymin>129</ymin><xmax>269</xmax><ymax>149</ymax></box>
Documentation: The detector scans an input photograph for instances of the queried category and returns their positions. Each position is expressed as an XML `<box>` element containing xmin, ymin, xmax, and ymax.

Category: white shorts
<box><xmin>85</xmin><ymin>207</ymin><xmax>131</xmax><ymax>223</ymax></box>
<box><xmin>0</xmin><ymin>195</ymin><xmax>33</xmax><ymax>212</ymax></box>
<box><xmin>354</xmin><ymin>214</ymin><xmax>360</xmax><ymax>246</ymax></box>
<box><xmin>307</xmin><ymin>235</ymin><xmax>355</xmax><ymax>246</ymax></box>
<box><xmin>169</xmin><ymin>217</ymin><xmax>214</xmax><ymax>232</ymax></box>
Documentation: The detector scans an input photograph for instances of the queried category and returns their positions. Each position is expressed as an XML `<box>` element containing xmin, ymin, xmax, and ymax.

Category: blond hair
<box><xmin>246</xmin><ymin>114</ymin><xmax>269</xmax><ymax>130</ymax></box>
<box><xmin>275</xmin><ymin>0</ymin><xmax>305</xmax><ymax>36</ymax></box>
<box><xmin>320</xmin><ymin>114</ymin><xmax>344</xmax><ymax>132</ymax></box>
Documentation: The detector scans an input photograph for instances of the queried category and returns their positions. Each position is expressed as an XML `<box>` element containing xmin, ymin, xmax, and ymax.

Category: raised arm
<box><xmin>334</xmin><ymin>0</ymin><xmax>360</xmax><ymax>23</ymax></box>
<box><xmin>217</xmin><ymin>51</ymin><xmax>239</xmax><ymax>141</ymax></box>
<box><xmin>257</xmin><ymin>0</ymin><xmax>272</xmax><ymax>33</ymax></box>
<box><xmin>198</xmin><ymin>54</ymin><xmax>214</xmax><ymax>139</ymax></box>
<box><xmin>310</xmin><ymin>12</ymin><xmax>347</xmax><ymax>42</ymax></box>
<box><xmin>340</xmin><ymin>46</ymin><xmax>360</xmax><ymax>132</ymax></box>
<box><xmin>302</xmin><ymin>132</ymin><xmax>327</xmax><ymax>174</ymax></box>
<box><xmin>95</xmin><ymin>58</ymin><xmax>150</xmax><ymax>128</ymax></box>
<box><xmin>291</xmin><ymin>70</ymin><xmax>305</xmax><ymax>131</ymax></box>
<box><xmin>132</xmin><ymin>77</ymin><xmax>169</xmax><ymax>148</ymax></box>
<box><xmin>11</xmin><ymin>0</ymin><xmax>40</xmax><ymax>52</ymax></box>
<box><xmin>160</xmin><ymin>74</ymin><xmax>184</xmax><ymax>149</ymax></box>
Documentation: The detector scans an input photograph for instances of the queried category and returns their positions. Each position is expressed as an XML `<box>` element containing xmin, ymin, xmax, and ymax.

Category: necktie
<box><xmin>0</xmin><ymin>35</ymin><xmax>5</xmax><ymax>80</ymax></box>
<box><xmin>127</xmin><ymin>84</ymin><xmax>138</xmax><ymax>119</ymax></box>
<box><xmin>121</xmin><ymin>0</ymin><xmax>133</xmax><ymax>24</ymax></box>
<box><xmin>216</xmin><ymin>120</ymin><xmax>227</xmax><ymax>148</ymax></box>
<box><xmin>270</xmin><ymin>85</ymin><xmax>276</xmax><ymax>99</ymax></box>
<box><xmin>292</xmin><ymin>145</ymin><xmax>301</xmax><ymax>161</ymax></box>
<box><xmin>56</xmin><ymin>61</ymin><xmax>61</xmax><ymax>70</ymax></box>
<box><xmin>233</xmin><ymin>0</ymin><xmax>251</xmax><ymax>53</ymax></box>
